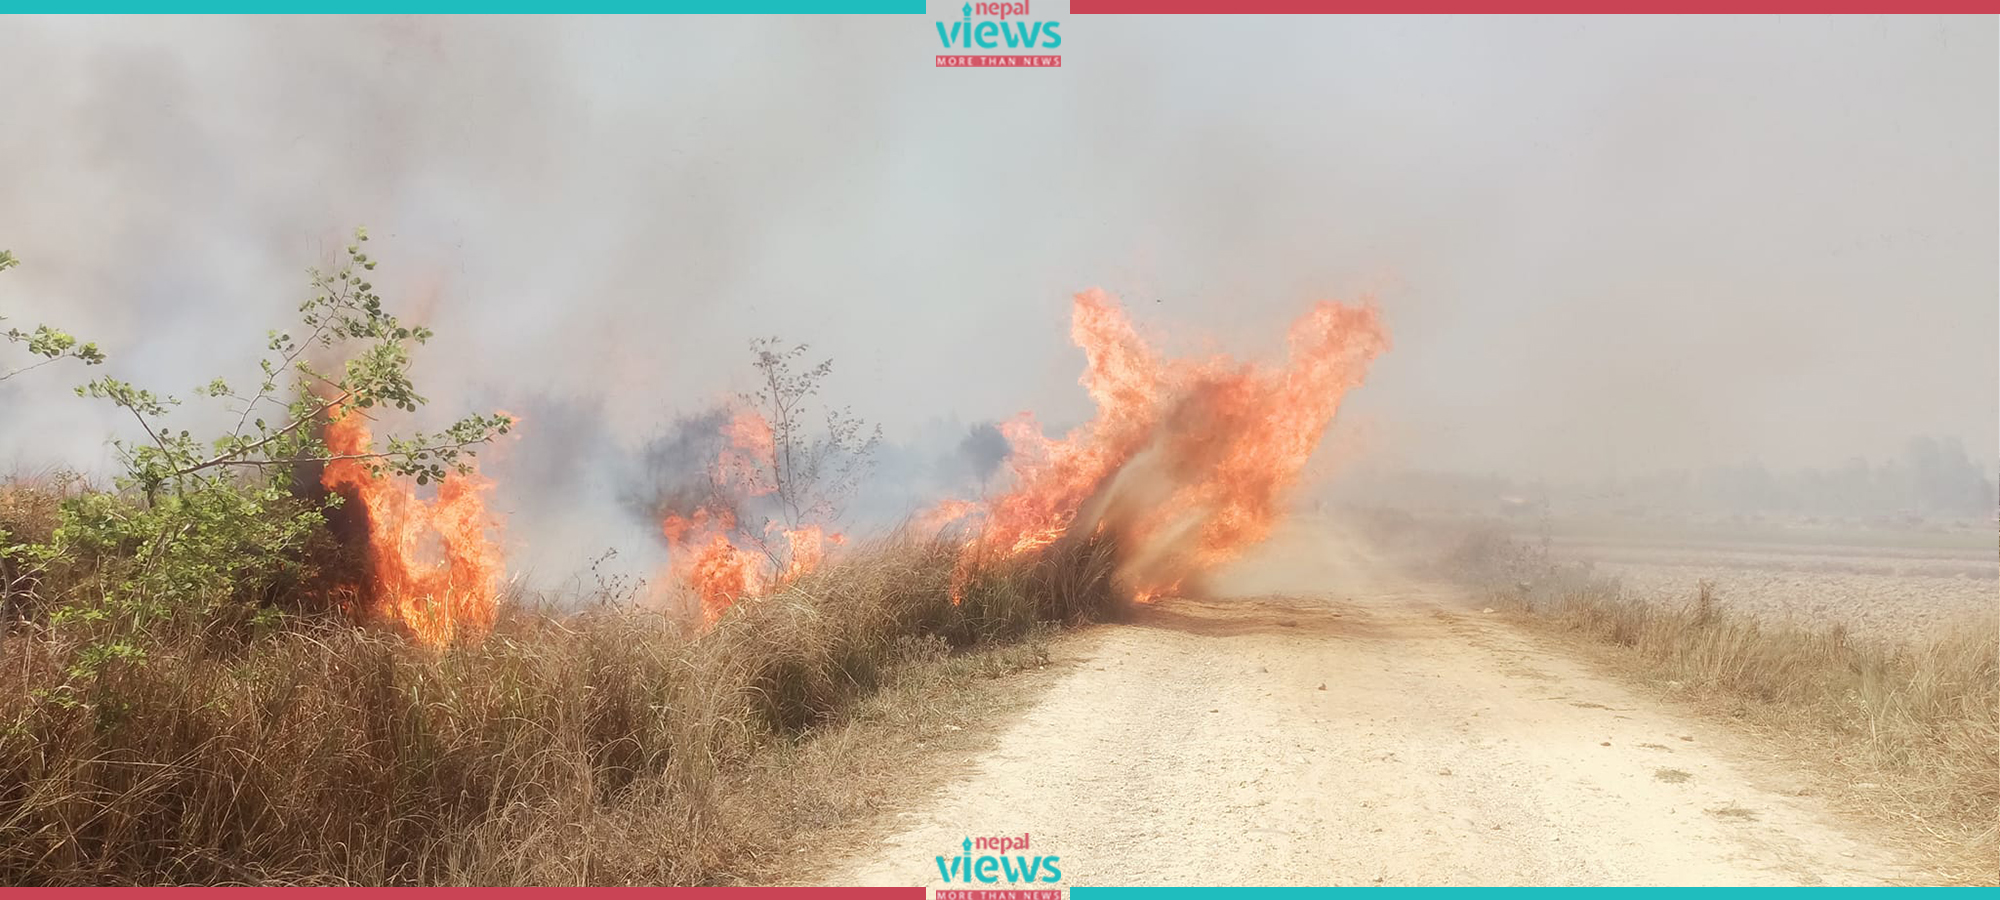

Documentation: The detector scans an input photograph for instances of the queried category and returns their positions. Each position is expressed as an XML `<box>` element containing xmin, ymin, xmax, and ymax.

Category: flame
<box><xmin>664</xmin><ymin>512</ymin><xmax>767</xmax><ymax>622</ymax></box>
<box><xmin>940</xmin><ymin>288</ymin><xmax>1388</xmax><ymax>601</ymax></box>
<box><xmin>718</xmin><ymin>408</ymin><xmax>776</xmax><ymax>494</ymax></box>
<box><xmin>778</xmin><ymin>524</ymin><xmax>826</xmax><ymax>582</ymax></box>
<box><xmin>319</xmin><ymin>405</ymin><xmax>504</xmax><ymax>646</ymax></box>
<box><xmin>911</xmin><ymin>497</ymin><xmax>979</xmax><ymax>536</ymax></box>
<box><xmin>658</xmin><ymin>407</ymin><xmax>844</xmax><ymax>621</ymax></box>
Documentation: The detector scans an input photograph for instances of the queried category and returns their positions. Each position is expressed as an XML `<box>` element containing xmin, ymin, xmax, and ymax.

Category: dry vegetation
<box><xmin>0</xmin><ymin>477</ymin><xmax>1124</xmax><ymax>886</ymax></box>
<box><xmin>0</xmin><ymin>239</ymin><xmax>1142</xmax><ymax>886</ymax></box>
<box><xmin>1455</xmin><ymin>528</ymin><xmax>1999</xmax><ymax>883</ymax></box>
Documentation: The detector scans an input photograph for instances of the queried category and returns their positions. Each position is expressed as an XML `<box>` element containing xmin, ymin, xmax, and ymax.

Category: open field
<box><xmin>1546</xmin><ymin>536</ymin><xmax>1994</xmax><ymax>646</ymax></box>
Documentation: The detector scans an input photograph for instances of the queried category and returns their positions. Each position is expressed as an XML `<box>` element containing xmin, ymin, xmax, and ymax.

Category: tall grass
<box><xmin>1495</xmin><ymin>565</ymin><xmax>1998</xmax><ymax>881</ymax></box>
<box><xmin>0</xmin><ymin>531</ymin><xmax>1124</xmax><ymax>885</ymax></box>
<box><xmin>0</xmin><ymin>472</ymin><xmax>88</xmax><ymax>612</ymax></box>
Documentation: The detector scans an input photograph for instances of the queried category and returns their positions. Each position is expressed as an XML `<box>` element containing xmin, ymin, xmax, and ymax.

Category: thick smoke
<box><xmin>957</xmin><ymin>423</ymin><xmax>1012</xmax><ymax>494</ymax></box>
<box><xmin>2</xmin><ymin>16</ymin><xmax>1993</xmax><ymax>589</ymax></box>
<box><xmin>624</xmin><ymin>409</ymin><xmax>737</xmax><ymax>530</ymax></box>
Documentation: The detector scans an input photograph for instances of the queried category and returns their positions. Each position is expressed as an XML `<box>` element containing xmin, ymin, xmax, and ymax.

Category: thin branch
<box><xmin>173</xmin><ymin>441</ymin><xmax>492</xmax><ymax>471</ymax></box>
<box><xmin>227</xmin><ymin>282</ymin><xmax>344</xmax><ymax>443</ymax></box>
<box><xmin>168</xmin><ymin>389</ymin><xmax>354</xmax><ymax>478</ymax></box>
<box><xmin>0</xmin><ymin>356</ymin><xmax>61</xmax><ymax>383</ymax></box>
<box><xmin>123</xmin><ymin>403</ymin><xmax>172</xmax><ymax>460</ymax></box>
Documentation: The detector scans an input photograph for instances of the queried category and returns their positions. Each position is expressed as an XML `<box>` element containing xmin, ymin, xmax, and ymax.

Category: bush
<box><xmin>5</xmin><ymin>232</ymin><xmax>511</xmax><ymax>686</ymax></box>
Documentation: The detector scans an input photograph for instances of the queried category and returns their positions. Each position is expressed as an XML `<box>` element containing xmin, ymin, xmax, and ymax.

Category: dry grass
<box><xmin>0</xmin><ymin>533</ymin><xmax>1123</xmax><ymax>885</ymax></box>
<box><xmin>1496</xmin><ymin>569</ymin><xmax>1998</xmax><ymax>882</ymax></box>
<box><xmin>0</xmin><ymin>472</ymin><xmax>90</xmax><ymax>612</ymax></box>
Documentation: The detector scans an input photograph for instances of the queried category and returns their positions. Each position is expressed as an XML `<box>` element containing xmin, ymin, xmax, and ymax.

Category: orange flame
<box><xmin>664</xmin><ymin>512</ymin><xmax>767</xmax><ymax>622</ymax></box>
<box><xmin>940</xmin><ymin>288</ymin><xmax>1388</xmax><ymax>601</ymax></box>
<box><xmin>659</xmin><ymin>407</ymin><xmax>843</xmax><ymax>621</ymax></box>
<box><xmin>718</xmin><ymin>408</ymin><xmax>776</xmax><ymax>495</ymax></box>
<box><xmin>319</xmin><ymin>406</ymin><xmax>505</xmax><ymax>646</ymax></box>
<box><xmin>911</xmin><ymin>497</ymin><xmax>979</xmax><ymax>536</ymax></box>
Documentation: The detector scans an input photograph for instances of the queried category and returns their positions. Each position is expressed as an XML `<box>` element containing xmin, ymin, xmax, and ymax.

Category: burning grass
<box><xmin>1488</xmin><ymin>563</ymin><xmax>1999</xmax><ymax>883</ymax></box>
<box><xmin>0</xmin><ymin>265</ymin><xmax>1380</xmax><ymax>884</ymax></box>
<box><xmin>933</xmin><ymin>288</ymin><xmax>1387</xmax><ymax>602</ymax></box>
<box><xmin>318</xmin><ymin>404</ymin><xmax>505</xmax><ymax>647</ymax></box>
<box><xmin>638</xmin><ymin>286</ymin><xmax>1388</xmax><ymax>620</ymax></box>
<box><xmin>0</xmin><ymin>534</ymin><xmax>1123</xmax><ymax>886</ymax></box>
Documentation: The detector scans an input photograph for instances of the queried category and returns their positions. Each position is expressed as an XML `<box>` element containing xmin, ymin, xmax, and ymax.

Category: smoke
<box><xmin>957</xmin><ymin>423</ymin><xmax>1011</xmax><ymax>491</ymax></box>
<box><xmin>1</xmin><ymin>16</ymin><xmax>1993</xmax><ymax>588</ymax></box>
<box><xmin>624</xmin><ymin>409</ymin><xmax>736</xmax><ymax>528</ymax></box>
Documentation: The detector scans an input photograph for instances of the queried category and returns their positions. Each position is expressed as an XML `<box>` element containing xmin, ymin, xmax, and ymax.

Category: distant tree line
<box><xmin>1325</xmin><ymin>435</ymin><xmax>1998</xmax><ymax>521</ymax></box>
<box><xmin>1599</xmin><ymin>436</ymin><xmax>1996</xmax><ymax>518</ymax></box>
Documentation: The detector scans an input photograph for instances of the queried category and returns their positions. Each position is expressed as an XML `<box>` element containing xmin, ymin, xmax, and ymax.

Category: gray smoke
<box><xmin>2</xmin><ymin>15</ymin><xmax>1992</xmax><ymax>587</ymax></box>
<box><xmin>959</xmin><ymin>422</ymin><xmax>1012</xmax><ymax>492</ymax></box>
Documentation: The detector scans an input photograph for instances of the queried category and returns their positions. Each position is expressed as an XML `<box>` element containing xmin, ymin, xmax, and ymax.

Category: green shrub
<box><xmin>7</xmin><ymin>231</ymin><xmax>510</xmax><ymax>686</ymax></box>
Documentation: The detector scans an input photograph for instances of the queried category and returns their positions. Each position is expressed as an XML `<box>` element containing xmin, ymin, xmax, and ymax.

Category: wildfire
<box><xmin>910</xmin><ymin>497</ymin><xmax>979</xmax><ymax>537</ymax></box>
<box><xmin>319</xmin><ymin>405</ymin><xmax>505</xmax><ymax>646</ymax></box>
<box><xmin>657</xmin><ymin>407</ymin><xmax>843</xmax><ymax>621</ymax></box>
<box><xmin>940</xmin><ymin>287</ymin><xmax>1388</xmax><ymax>601</ymax></box>
<box><xmin>662</xmin><ymin>512</ymin><xmax>767</xmax><ymax>621</ymax></box>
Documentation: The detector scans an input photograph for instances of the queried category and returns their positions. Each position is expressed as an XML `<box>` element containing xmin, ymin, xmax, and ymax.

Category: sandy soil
<box><xmin>816</xmin><ymin>531</ymin><xmax>1916</xmax><ymax>887</ymax></box>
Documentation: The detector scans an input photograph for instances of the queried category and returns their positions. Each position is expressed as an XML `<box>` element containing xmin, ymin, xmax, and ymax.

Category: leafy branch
<box><xmin>1</xmin><ymin>250</ymin><xmax>106</xmax><ymax>383</ymax></box>
<box><xmin>76</xmin><ymin>228</ymin><xmax>512</xmax><ymax>500</ymax></box>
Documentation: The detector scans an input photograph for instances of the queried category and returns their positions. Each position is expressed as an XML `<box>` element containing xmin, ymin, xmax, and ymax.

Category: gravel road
<box><xmin>820</xmin><ymin>531</ymin><xmax>1914</xmax><ymax>887</ymax></box>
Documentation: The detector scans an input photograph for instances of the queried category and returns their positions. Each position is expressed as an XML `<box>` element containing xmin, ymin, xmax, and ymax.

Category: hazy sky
<box><xmin>2</xmin><ymin>14</ymin><xmax>1993</xmax><ymax>486</ymax></box>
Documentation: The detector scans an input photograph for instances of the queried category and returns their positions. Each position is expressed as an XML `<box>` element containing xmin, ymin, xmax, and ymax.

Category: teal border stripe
<box><xmin>7</xmin><ymin>2</ymin><xmax>926</xmax><ymax>10</ymax></box>
<box><xmin>1072</xmin><ymin>891</ymin><xmax>1974</xmax><ymax>897</ymax></box>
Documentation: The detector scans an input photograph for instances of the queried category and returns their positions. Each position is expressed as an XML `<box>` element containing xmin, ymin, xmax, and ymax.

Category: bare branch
<box><xmin>0</xmin><ymin>355</ymin><xmax>61</xmax><ymax>384</ymax></box>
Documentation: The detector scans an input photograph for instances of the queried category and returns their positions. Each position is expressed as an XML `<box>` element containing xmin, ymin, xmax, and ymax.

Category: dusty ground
<box><xmin>811</xmin><ymin>528</ymin><xmax>1921</xmax><ymax>887</ymax></box>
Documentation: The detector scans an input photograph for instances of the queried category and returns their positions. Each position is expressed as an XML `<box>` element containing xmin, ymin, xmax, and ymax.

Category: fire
<box><xmin>657</xmin><ymin>407</ymin><xmax>844</xmax><ymax>621</ymax></box>
<box><xmin>943</xmin><ymin>287</ymin><xmax>1388</xmax><ymax>601</ymax></box>
<box><xmin>911</xmin><ymin>497</ymin><xmax>979</xmax><ymax>536</ymax></box>
<box><xmin>780</xmin><ymin>524</ymin><xmax>841</xmax><ymax>582</ymax></box>
<box><xmin>664</xmin><ymin>513</ymin><xmax>767</xmax><ymax>621</ymax></box>
<box><xmin>319</xmin><ymin>405</ymin><xmax>506</xmax><ymax>646</ymax></box>
<box><xmin>718</xmin><ymin>408</ymin><xmax>775</xmax><ymax>491</ymax></box>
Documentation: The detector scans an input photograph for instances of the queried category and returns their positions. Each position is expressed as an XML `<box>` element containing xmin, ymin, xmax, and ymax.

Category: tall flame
<box><xmin>319</xmin><ymin>406</ymin><xmax>504</xmax><ymax>646</ymax></box>
<box><xmin>941</xmin><ymin>288</ymin><xmax>1388</xmax><ymax>601</ymax></box>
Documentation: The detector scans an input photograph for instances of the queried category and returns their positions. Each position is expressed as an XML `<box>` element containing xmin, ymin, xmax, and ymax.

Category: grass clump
<box><xmin>0</xmin><ymin>526</ymin><xmax>1126</xmax><ymax>886</ymax></box>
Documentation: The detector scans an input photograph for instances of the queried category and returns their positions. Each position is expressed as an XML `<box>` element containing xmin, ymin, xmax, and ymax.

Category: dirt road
<box><xmin>822</xmin><ymin>526</ymin><xmax>1914</xmax><ymax>887</ymax></box>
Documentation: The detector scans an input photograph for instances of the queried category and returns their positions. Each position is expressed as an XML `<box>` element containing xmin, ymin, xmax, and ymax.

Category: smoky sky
<box><xmin>2</xmin><ymin>14</ymin><xmax>1993</xmax><ymax>493</ymax></box>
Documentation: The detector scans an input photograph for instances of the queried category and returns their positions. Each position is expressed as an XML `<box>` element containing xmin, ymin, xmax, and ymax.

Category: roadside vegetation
<box><xmin>0</xmin><ymin>238</ymin><xmax>1126</xmax><ymax>885</ymax></box>
<box><xmin>1448</xmin><ymin>523</ymin><xmax>1998</xmax><ymax>884</ymax></box>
